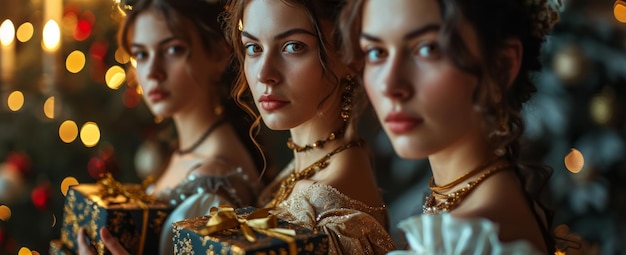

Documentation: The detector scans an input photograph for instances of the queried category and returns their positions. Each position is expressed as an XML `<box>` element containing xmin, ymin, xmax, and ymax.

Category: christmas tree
<box><xmin>0</xmin><ymin>0</ymin><xmax>624</xmax><ymax>254</ymax></box>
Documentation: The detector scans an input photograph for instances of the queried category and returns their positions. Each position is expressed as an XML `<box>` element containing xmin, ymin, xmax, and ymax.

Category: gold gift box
<box><xmin>60</xmin><ymin>183</ymin><xmax>173</xmax><ymax>255</ymax></box>
<box><xmin>172</xmin><ymin>206</ymin><xmax>328</xmax><ymax>255</ymax></box>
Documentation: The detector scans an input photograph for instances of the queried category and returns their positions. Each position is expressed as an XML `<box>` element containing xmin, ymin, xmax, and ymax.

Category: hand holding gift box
<box><xmin>56</xmin><ymin>173</ymin><xmax>173</xmax><ymax>255</ymax></box>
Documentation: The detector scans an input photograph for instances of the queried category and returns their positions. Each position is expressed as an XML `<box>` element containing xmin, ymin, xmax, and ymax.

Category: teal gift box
<box><xmin>49</xmin><ymin>239</ymin><xmax>74</xmax><ymax>255</ymax></box>
<box><xmin>172</xmin><ymin>206</ymin><xmax>329</xmax><ymax>255</ymax></box>
<box><xmin>59</xmin><ymin>180</ymin><xmax>173</xmax><ymax>255</ymax></box>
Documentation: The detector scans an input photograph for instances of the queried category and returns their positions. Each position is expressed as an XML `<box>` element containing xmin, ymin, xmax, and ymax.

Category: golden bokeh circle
<box><xmin>80</xmin><ymin>122</ymin><xmax>100</xmax><ymax>147</ymax></box>
<box><xmin>7</xmin><ymin>90</ymin><xmax>24</xmax><ymax>111</ymax></box>
<box><xmin>105</xmin><ymin>66</ymin><xmax>126</xmax><ymax>90</ymax></box>
<box><xmin>564</xmin><ymin>148</ymin><xmax>584</xmax><ymax>173</ymax></box>
<box><xmin>59</xmin><ymin>120</ymin><xmax>78</xmax><ymax>143</ymax></box>
<box><xmin>16</xmin><ymin>22</ymin><xmax>34</xmax><ymax>42</ymax></box>
<box><xmin>66</xmin><ymin>50</ymin><xmax>86</xmax><ymax>74</ymax></box>
<box><xmin>0</xmin><ymin>205</ymin><xmax>11</xmax><ymax>221</ymax></box>
<box><xmin>18</xmin><ymin>247</ymin><xmax>31</xmax><ymax>255</ymax></box>
<box><xmin>60</xmin><ymin>176</ymin><xmax>79</xmax><ymax>196</ymax></box>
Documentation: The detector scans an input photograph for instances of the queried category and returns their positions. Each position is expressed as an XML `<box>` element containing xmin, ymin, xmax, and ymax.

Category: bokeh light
<box><xmin>66</xmin><ymin>50</ymin><xmax>86</xmax><ymax>73</ymax></box>
<box><xmin>59</xmin><ymin>120</ymin><xmax>78</xmax><ymax>143</ymax></box>
<box><xmin>73</xmin><ymin>19</ymin><xmax>91</xmax><ymax>41</ymax></box>
<box><xmin>42</xmin><ymin>20</ymin><xmax>60</xmax><ymax>52</ymax></box>
<box><xmin>105</xmin><ymin>65</ymin><xmax>126</xmax><ymax>90</ymax></box>
<box><xmin>0</xmin><ymin>19</ymin><xmax>15</xmax><ymax>46</ymax></box>
<box><xmin>44</xmin><ymin>96</ymin><xmax>55</xmax><ymax>119</ymax></box>
<box><xmin>60</xmin><ymin>177</ymin><xmax>79</xmax><ymax>196</ymax></box>
<box><xmin>615</xmin><ymin>0</ymin><xmax>626</xmax><ymax>23</ymax></box>
<box><xmin>18</xmin><ymin>247</ymin><xmax>31</xmax><ymax>255</ymax></box>
<box><xmin>0</xmin><ymin>205</ymin><xmax>11</xmax><ymax>221</ymax></box>
<box><xmin>565</xmin><ymin>148</ymin><xmax>585</xmax><ymax>173</ymax></box>
<box><xmin>7</xmin><ymin>91</ymin><xmax>24</xmax><ymax>112</ymax></box>
<box><xmin>80</xmin><ymin>122</ymin><xmax>100</xmax><ymax>147</ymax></box>
<box><xmin>115</xmin><ymin>47</ymin><xmax>130</xmax><ymax>64</ymax></box>
<box><xmin>16</xmin><ymin>22</ymin><xmax>34</xmax><ymax>42</ymax></box>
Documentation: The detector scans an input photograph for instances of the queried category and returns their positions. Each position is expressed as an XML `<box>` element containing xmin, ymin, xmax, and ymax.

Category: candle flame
<box><xmin>0</xmin><ymin>19</ymin><xmax>15</xmax><ymax>46</ymax></box>
<box><xmin>43</xmin><ymin>20</ymin><xmax>61</xmax><ymax>52</ymax></box>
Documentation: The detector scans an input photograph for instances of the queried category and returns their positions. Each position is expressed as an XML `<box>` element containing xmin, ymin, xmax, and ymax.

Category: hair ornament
<box><xmin>114</xmin><ymin>0</ymin><xmax>221</xmax><ymax>14</ymax></box>
<box><xmin>525</xmin><ymin>0</ymin><xmax>563</xmax><ymax>39</ymax></box>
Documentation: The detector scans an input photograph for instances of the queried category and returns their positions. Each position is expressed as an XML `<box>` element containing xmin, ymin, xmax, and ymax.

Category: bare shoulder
<box><xmin>452</xmin><ymin>170</ymin><xmax>548</xmax><ymax>253</ymax></box>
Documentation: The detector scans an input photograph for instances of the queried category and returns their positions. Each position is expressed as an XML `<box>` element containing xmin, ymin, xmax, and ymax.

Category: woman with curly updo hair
<box><xmin>75</xmin><ymin>0</ymin><xmax>263</xmax><ymax>254</ymax></box>
<box><xmin>340</xmin><ymin>0</ymin><xmax>561</xmax><ymax>254</ymax></box>
<box><xmin>222</xmin><ymin>0</ymin><xmax>395</xmax><ymax>253</ymax></box>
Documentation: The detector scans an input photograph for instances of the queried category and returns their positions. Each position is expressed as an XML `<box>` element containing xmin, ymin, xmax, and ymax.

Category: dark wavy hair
<box><xmin>340</xmin><ymin>0</ymin><xmax>556</xmax><ymax>252</ymax></box>
<box><xmin>117</xmin><ymin>0</ymin><xmax>265</xmax><ymax>174</ymax></box>
<box><xmin>221</xmin><ymin>0</ymin><xmax>368</xmax><ymax>150</ymax></box>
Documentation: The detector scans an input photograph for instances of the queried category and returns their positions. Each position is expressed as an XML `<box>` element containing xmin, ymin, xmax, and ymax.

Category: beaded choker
<box><xmin>266</xmin><ymin>139</ymin><xmax>364</xmax><ymax>208</ymax></box>
<box><xmin>423</xmin><ymin>163</ymin><xmax>510</xmax><ymax>215</ymax></box>
<box><xmin>286</xmin><ymin>126</ymin><xmax>345</xmax><ymax>153</ymax></box>
<box><xmin>175</xmin><ymin>119</ymin><xmax>226</xmax><ymax>155</ymax></box>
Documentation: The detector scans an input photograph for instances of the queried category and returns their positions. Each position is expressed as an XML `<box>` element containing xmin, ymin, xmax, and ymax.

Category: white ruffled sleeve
<box><xmin>388</xmin><ymin>214</ymin><xmax>543</xmax><ymax>255</ymax></box>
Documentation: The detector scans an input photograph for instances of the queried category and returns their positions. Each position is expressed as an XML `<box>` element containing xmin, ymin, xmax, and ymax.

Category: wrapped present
<box><xmin>60</xmin><ymin>174</ymin><xmax>173</xmax><ymax>255</ymax></box>
<box><xmin>50</xmin><ymin>239</ymin><xmax>75</xmax><ymax>255</ymax></box>
<box><xmin>173</xmin><ymin>206</ymin><xmax>329</xmax><ymax>255</ymax></box>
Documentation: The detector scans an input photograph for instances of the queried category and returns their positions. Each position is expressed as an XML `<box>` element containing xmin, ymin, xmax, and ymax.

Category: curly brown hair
<box><xmin>340</xmin><ymin>0</ymin><xmax>558</xmax><ymax>251</ymax></box>
<box><xmin>221</xmin><ymin>0</ymin><xmax>367</xmax><ymax>145</ymax></box>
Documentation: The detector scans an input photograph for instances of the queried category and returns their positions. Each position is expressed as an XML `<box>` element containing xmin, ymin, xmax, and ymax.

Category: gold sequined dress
<box><xmin>258</xmin><ymin>163</ymin><xmax>396</xmax><ymax>255</ymax></box>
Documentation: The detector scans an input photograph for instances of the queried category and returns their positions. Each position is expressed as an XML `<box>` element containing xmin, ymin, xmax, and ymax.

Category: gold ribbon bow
<box><xmin>97</xmin><ymin>172</ymin><xmax>156</xmax><ymax>208</ymax></box>
<box><xmin>201</xmin><ymin>206</ymin><xmax>297</xmax><ymax>254</ymax></box>
<box><xmin>201</xmin><ymin>206</ymin><xmax>296</xmax><ymax>242</ymax></box>
<box><xmin>96</xmin><ymin>172</ymin><xmax>157</xmax><ymax>255</ymax></box>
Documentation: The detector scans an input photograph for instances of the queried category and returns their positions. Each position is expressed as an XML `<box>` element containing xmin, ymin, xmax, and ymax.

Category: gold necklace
<box><xmin>266</xmin><ymin>139</ymin><xmax>364</xmax><ymax>208</ymax></box>
<box><xmin>429</xmin><ymin>156</ymin><xmax>500</xmax><ymax>192</ymax></box>
<box><xmin>422</xmin><ymin>163</ymin><xmax>510</xmax><ymax>215</ymax></box>
<box><xmin>286</xmin><ymin>126</ymin><xmax>345</xmax><ymax>152</ymax></box>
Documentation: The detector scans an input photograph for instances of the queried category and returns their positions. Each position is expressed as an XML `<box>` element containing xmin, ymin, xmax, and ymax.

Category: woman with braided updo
<box><xmin>75</xmin><ymin>0</ymin><xmax>263</xmax><ymax>254</ymax></box>
<box><xmin>341</xmin><ymin>0</ymin><xmax>561</xmax><ymax>254</ymax></box>
<box><xmin>222</xmin><ymin>0</ymin><xmax>395</xmax><ymax>253</ymax></box>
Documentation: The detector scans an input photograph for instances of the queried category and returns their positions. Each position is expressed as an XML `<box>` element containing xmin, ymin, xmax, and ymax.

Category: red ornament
<box><xmin>31</xmin><ymin>182</ymin><xmax>52</xmax><ymax>211</ymax></box>
<box><xmin>88</xmin><ymin>157</ymin><xmax>108</xmax><ymax>179</ymax></box>
<box><xmin>5</xmin><ymin>152</ymin><xmax>31</xmax><ymax>178</ymax></box>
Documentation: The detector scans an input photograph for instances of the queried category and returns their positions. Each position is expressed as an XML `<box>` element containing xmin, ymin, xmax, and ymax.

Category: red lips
<box><xmin>147</xmin><ymin>88</ymin><xmax>170</xmax><ymax>102</ymax></box>
<box><xmin>259</xmin><ymin>94</ymin><xmax>289</xmax><ymax>111</ymax></box>
<box><xmin>385</xmin><ymin>112</ymin><xmax>423</xmax><ymax>134</ymax></box>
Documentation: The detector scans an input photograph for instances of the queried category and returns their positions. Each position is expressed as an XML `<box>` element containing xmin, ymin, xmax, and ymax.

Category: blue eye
<box><xmin>245</xmin><ymin>44</ymin><xmax>262</xmax><ymax>55</ymax></box>
<box><xmin>416</xmin><ymin>43</ymin><xmax>440</xmax><ymax>58</ymax></box>
<box><xmin>283</xmin><ymin>42</ymin><xmax>305</xmax><ymax>53</ymax></box>
<box><xmin>131</xmin><ymin>50</ymin><xmax>147</xmax><ymax>61</ymax></box>
<box><xmin>364</xmin><ymin>48</ymin><xmax>386</xmax><ymax>63</ymax></box>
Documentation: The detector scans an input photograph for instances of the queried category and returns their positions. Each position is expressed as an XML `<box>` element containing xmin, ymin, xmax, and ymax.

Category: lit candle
<box><xmin>42</xmin><ymin>0</ymin><xmax>62</xmax><ymax>94</ymax></box>
<box><xmin>0</xmin><ymin>19</ymin><xmax>16</xmax><ymax>86</ymax></box>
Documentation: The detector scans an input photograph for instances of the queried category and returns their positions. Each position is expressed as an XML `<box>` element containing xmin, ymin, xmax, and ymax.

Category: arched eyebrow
<box><xmin>131</xmin><ymin>36</ymin><xmax>181</xmax><ymax>48</ymax></box>
<box><xmin>242</xmin><ymin>28</ymin><xmax>316</xmax><ymax>41</ymax></box>
<box><xmin>360</xmin><ymin>24</ymin><xmax>440</xmax><ymax>42</ymax></box>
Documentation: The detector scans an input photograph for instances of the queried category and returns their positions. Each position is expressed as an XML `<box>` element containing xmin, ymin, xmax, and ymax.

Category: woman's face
<box><xmin>360</xmin><ymin>0</ymin><xmax>484</xmax><ymax>159</ymax></box>
<box><xmin>129</xmin><ymin>9</ymin><xmax>223</xmax><ymax>118</ymax></box>
<box><xmin>241</xmin><ymin>0</ymin><xmax>338</xmax><ymax>131</ymax></box>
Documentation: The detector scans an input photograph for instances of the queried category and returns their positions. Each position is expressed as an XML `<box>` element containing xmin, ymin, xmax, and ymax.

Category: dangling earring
<box><xmin>340</xmin><ymin>75</ymin><xmax>356</xmax><ymax>122</ymax></box>
<box><xmin>491</xmin><ymin>114</ymin><xmax>509</xmax><ymax>157</ymax></box>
